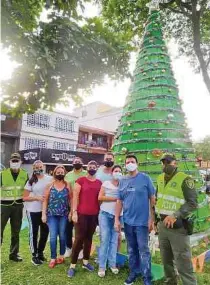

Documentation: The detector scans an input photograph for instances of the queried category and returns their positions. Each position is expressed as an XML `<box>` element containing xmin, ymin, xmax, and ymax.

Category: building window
<box><xmin>26</xmin><ymin>113</ymin><xmax>50</xmax><ymax>129</ymax></box>
<box><xmin>82</xmin><ymin>110</ymin><xmax>87</xmax><ymax>117</ymax></box>
<box><xmin>24</xmin><ymin>138</ymin><xmax>48</xmax><ymax>149</ymax></box>
<box><xmin>53</xmin><ymin>142</ymin><xmax>74</xmax><ymax>151</ymax></box>
<box><xmin>92</xmin><ymin>134</ymin><xmax>108</xmax><ymax>148</ymax></box>
<box><xmin>78</xmin><ymin>131</ymin><xmax>89</xmax><ymax>144</ymax></box>
<box><xmin>55</xmin><ymin>117</ymin><xmax>74</xmax><ymax>133</ymax></box>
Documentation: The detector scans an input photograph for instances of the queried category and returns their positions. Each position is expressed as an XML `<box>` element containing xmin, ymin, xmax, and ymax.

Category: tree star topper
<box><xmin>146</xmin><ymin>0</ymin><xmax>161</xmax><ymax>12</ymax></box>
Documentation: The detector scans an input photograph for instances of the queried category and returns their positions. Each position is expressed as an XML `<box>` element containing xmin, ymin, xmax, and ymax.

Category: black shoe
<box><xmin>124</xmin><ymin>273</ymin><xmax>137</xmax><ymax>285</ymax></box>
<box><xmin>9</xmin><ymin>255</ymin><xmax>23</xmax><ymax>262</ymax></box>
<box><xmin>38</xmin><ymin>254</ymin><xmax>47</xmax><ymax>263</ymax></box>
<box><xmin>31</xmin><ymin>256</ymin><xmax>42</xmax><ymax>266</ymax></box>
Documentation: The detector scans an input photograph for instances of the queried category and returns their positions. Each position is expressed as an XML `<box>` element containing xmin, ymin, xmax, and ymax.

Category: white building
<box><xmin>20</xmin><ymin>109</ymin><xmax>78</xmax><ymax>151</ymax></box>
<box><xmin>73</xmin><ymin>101</ymin><xmax>122</xmax><ymax>132</ymax></box>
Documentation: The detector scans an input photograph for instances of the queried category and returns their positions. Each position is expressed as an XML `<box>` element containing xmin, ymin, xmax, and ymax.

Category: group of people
<box><xmin>1</xmin><ymin>151</ymin><xmax>198</xmax><ymax>285</ymax></box>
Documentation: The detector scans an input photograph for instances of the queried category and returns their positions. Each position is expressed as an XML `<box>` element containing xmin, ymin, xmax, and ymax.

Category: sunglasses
<box><xmin>11</xmin><ymin>159</ymin><xmax>20</xmax><ymax>163</ymax></box>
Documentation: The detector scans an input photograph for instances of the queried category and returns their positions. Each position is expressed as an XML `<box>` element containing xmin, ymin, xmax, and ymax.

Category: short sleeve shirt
<box><xmin>118</xmin><ymin>172</ymin><xmax>155</xmax><ymax>227</ymax></box>
<box><xmin>24</xmin><ymin>175</ymin><xmax>53</xmax><ymax>212</ymax></box>
<box><xmin>65</xmin><ymin>169</ymin><xmax>86</xmax><ymax>187</ymax></box>
<box><xmin>96</xmin><ymin>167</ymin><xmax>112</xmax><ymax>183</ymax></box>
<box><xmin>76</xmin><ymin>177</ymin><xmax>102</xmax><ymax>215</ymax></box>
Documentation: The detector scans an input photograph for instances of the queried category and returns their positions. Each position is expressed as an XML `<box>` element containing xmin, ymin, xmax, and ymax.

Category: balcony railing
<box><xmin>78</xmin><ymin>139</ymin><xmax>108</xmax><ymax>149</ymax></box>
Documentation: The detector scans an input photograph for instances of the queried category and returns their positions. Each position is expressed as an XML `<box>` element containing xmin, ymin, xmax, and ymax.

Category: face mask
<box><xmin>113</xmin><ymin>172</ymin><xmax>122</xmax><ymax>180</ymax></box>
<box><xmin>88</xmin><ymin>169</ymin><xmax>97</xmax><ymax>176</ymax></box>
<box><xmin>10</xmin><ymin>162</ymin><xmax>21</xmax><ymax>170</ymax></box>
<box><xmin>34</xmin><ymin>169</ymin><xmax>44</xmax><ymax>175</ymax></box>
<box><xmin>163</xmin><ymin>165</ymin><xmax>177</xmax><ymax>175</ymax></box>
<box><xmin>55</xmin><ymin>174</ymin><xmax>65</xmax><ymax>181</ymax></box>
<box><xmin>126</xmin><ymin>163</ymin><xmax>138</xmax><ymax>172</ymax></box>
<box><xmin>73</xmin><ymin>163</ymin><xmax>83</xmax><ymax>170</ymax></box>
<box><xmin>104</xmin><ymin>161</ymin><xmax>114</xmax><ymax>168</ymax></box>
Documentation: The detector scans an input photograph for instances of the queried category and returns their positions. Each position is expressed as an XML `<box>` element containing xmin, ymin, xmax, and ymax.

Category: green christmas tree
<box><xmin>112</xmin><ymin>7</ymin><xmax>210</xmax><ymax>233</ymax></box>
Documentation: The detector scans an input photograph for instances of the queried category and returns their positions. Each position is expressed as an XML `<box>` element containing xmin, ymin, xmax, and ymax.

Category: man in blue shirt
<box><xmin>115</xmin><ymin>155</ymin><xmax>156</xmax><ymax>285</ymax></box>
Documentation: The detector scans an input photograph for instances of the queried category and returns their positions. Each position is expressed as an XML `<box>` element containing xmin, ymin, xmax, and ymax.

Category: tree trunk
<box><xmin>191</xmin><ymin>0</ymin><xmax>210</xmax><ymax>94</ymax></box>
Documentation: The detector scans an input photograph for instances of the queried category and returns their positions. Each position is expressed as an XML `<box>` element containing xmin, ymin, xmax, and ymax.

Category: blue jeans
<box><xmin>47</xmin><ymin>215</ymin><xmax>67</xmax><ymax>259</ymax></box>
<box><xmin>124</xmin><ymin>223</ymin><xmax>152</xmax><ymax>282</ymax></box>
<box><xmin>99</xmin><ymin>211</ymin><xmax>119</xmax><ymax>269</ymax></box>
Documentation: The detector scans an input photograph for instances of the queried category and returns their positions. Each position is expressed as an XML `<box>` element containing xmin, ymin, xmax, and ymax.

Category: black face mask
<box><xmin>55</xmin><ymin>174</ymin><xmax>65</xmax><ymax>181</ymax></box>
<box><xmin>73</xmin><ymin>163</ymin><xmax>83</xmax><ymax>170</ymax></box>
<box><xmin>163</xmin><ymin>165</ymin><xmax>177</xmax><ymax>176</ymax></box>
<box><xmin>88</xmin><ymin>169</ymin><xmax>97</xmax><ymax>176</ymax></box>
<box><xmin>104</xmin><ymin>161</ymin><xmax>114</xmax><ymax>168</ymax></box>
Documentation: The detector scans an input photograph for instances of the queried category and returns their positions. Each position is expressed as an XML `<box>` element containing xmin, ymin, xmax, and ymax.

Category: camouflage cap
<box><xmin>10</xmin><ymin>153</ymin><xmax>21</xmax><ymax>160</ymax></box>
<box><xmin>160</xmin><ymin>153</ymin><xmax>176</xmax><ymax>163</ymax></box>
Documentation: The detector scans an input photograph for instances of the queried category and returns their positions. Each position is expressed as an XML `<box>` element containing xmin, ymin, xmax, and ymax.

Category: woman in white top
<box><xmin>23</xmin><ymin>160</ymin><xmax>52</xmax><ymax>266</ymax></box>
<box><xmin>98</xmin><ymin>165</ymin><xmax>123</xmax><ymax>277</ymax></box>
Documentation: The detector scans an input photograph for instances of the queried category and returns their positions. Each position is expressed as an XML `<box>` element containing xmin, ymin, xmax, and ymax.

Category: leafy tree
<box><xmin>194</xmin><ymin>136</ymin><xmax>210</xmax><ymax>161</ymax></box>
<box><xmin>100</xmin><ymin>0</ymin><xmax>210</xmax><ymax>94</ymax></box>
<box><xmin>1</xmin><ymin>0</ymin><xmax>133</xmax><ymax>116</ymax></box>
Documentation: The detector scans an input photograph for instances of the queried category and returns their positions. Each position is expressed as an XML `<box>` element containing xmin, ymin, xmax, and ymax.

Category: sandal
<box><xmin>56</xmin><ymin>257</ymin><xmax>65</xmax><ymax>264</ymax></box>
<box><xmin>49</xmin><ymin>259</ymin><xmax>57</xmax><ymax>268</ymax></box>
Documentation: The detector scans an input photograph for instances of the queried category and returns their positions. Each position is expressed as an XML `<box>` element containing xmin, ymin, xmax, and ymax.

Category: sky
<box><xmin>1</xmin><ymin>3</ymin><xmax>210</xmax><ymax>142</ymax></box>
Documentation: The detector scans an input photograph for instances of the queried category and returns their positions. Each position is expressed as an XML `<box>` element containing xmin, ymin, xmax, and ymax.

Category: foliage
<box><xmin>194</xmin><ymin>136</ymin><xmax>210</xmax><ymax>161</ymax></box>
<box><xmin>1</xmin><ymin>227</ymin><xmax>210</xmax><ymax>285</ymax></box>
<box><xmin>100</xmin><ymin>0</ymin><xmax>210</xmax><ymax>93</ymax></box>
<box><xmin>1</xmin><ymin>0</ymin><xmax>133</xmax><ymax>116</ymax></box>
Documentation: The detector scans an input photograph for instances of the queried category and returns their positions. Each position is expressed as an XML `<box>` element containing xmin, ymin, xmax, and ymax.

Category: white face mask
<box><xmin>113</xmin><ymin>172</ymin><xmax>122</xmax><ymax>180</ymax></box>
<box><xmin>126</xmin><ymin>163</ymin><xmax>138</xmax><ymax>172</ymax></box>
<box><xmin>10</xmin><ymin>162</ymin><xmax>21</xmax><ymax>170</ymax></box>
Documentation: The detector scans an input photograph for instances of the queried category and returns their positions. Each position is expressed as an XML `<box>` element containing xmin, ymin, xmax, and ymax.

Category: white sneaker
<box><xmin>98</xmin><ymin>270</ymin><xmax>105</xmax><ymax>277</ymax></box>
<box><xmin>78</xmin><ymin>250</ymin><xmax>83</xmax><ymax>260</ymax></box>
<box><xmin>110</xmin><ymin>267</ymin><xmax>119</xmax><ymax>274</ymax></box>
<box><xmin>64</xmin><ymin>248</ymin><xmax>72</xmax><ymax>258</ymax></box>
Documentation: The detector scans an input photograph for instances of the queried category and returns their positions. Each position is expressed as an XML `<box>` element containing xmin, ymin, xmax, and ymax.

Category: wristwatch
<box><xmin>173</xmin><ymin>213</ymin><xmax>178</xmax><ymax>219</ymax></box>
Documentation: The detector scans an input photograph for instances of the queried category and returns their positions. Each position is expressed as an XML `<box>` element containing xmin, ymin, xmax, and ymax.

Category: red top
<box><xmin>76</xmin><ymin>176</ymin><xmax>102</xmax><ymax>215</ymax></box>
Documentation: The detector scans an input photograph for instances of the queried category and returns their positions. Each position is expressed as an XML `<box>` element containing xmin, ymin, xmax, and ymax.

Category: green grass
<box><xmin>1</xmin><ymin>227</ymin><xmax>210</xmax><ymax>285</ymax></box>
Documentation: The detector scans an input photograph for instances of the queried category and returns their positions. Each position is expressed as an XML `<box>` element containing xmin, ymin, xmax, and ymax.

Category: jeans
<box><xmin>99</xmin><ymin>211</ymin><xmax>119</xmax><ymax>269</ymax></box>
<box><xmin>47</xmin><ymin>215</ymin><xmax>67</xmax><ymax>259</ymax></box>
<box><xmin>65</xmin><ymin>220</ymin><xmax>74</xmax><ymax>249</ymax></box>
<box><xmin>124</xmin><ymin>223</ymin><xmax>152</xmax><ymax>282</ymax></box>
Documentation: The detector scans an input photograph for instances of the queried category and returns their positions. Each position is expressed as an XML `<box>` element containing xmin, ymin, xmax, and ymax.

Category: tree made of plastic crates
<box><xmin>112</xmin><ymin>9</ymin><xmax>210</xmax><ymax>233</ymax></box>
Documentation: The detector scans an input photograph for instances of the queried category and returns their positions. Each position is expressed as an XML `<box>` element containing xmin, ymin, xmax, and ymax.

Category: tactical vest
<box><xmin>0</xmin><ymin>168</ymin><xmax>28</xmax><ymax>201</ymax></box>
<box><xmin>156</xmin><ymin>172</ymin><xmax>189</xmax><ymax>216</ymax></box>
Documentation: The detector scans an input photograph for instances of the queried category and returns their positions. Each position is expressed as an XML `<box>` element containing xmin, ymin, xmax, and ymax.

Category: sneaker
<box><xmin>9</xmin><ymin>254</ymin><xmax>23</xmax><ymax>262</ymax></box>
<box><xmin>124</xmin><ymin>273</ymin><xmax>137</xmax><ymax>285</ymax></box>
<box><xmin>110</xmin><ymin>267</ymin><xmax>119</xmax><ymax>274</ymax></box>
<box><xmin>82</xmin><ymin>263</ymin><xmax>94</xmax><ymax>272</ymax></box>
<box><xmin>38</xmin><ymin>254</ymin><xmax>47</xmax><ymax>263</ymax></box>
<box><xmin>98</xmin><ymin>270</ymin><xmax>105</xmax><ymax>278</ymax></box>
<box><xmin>31</xmin><ymin>256</ymin><xmax>42</xmax><ymax>266</ymax></box>
<box><xmin>67</xmin><ymin>268</ymin><xmax>75</xmax><ymax>278</ymax></box>
<box><xmin>64</xmin><ymin>248</ymin><xmax>72</xmax><ymax>258</ymax></box>
<box><xmin>78</xmin><ymin>250</ymin><xmax>83</xmax><ymax>260</ymax></box>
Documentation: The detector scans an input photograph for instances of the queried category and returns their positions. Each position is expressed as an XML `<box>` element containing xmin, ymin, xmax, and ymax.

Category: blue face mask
<box><xmin>113</xmin><ymin>172</ymin><xmax>122</xmax><ymax>180</ymax></box>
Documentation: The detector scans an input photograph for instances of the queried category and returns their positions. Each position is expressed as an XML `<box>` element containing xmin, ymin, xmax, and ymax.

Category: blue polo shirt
<box><xmin>118</xmin><ymin>172</ymin><xmax>155</xmax><ymax>227</ymax></box>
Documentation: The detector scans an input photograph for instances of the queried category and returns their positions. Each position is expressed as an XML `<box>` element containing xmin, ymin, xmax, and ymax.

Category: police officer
<box><xmin>156</xmin><ymin>153</ymin><xmax>197</xmax><ymax>285</ymax></box>
<box><xmin>0</xmin><ymin>153</ymin><xmax>28</xmax><ymax>262</ymax></box>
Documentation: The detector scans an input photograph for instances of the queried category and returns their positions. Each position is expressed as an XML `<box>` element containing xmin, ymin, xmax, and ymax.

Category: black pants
<box><xmin>66</xmin><ymin>220</ymin><xmax>74</xmax><ymax>249</ymax></box>
<box><xmin>26</xmin><ymin>211</ymin><xmax>49</xmax><ymax>257</ymax></box>
<box><xmin>71</xmin><ymin>214</ymin><xmax>98</xmax><ymax>264</ymax></box>
<box><xmin>1</xmin><ymin>203</ymin><xmax>23</xmax><ymax>257</ymax></box>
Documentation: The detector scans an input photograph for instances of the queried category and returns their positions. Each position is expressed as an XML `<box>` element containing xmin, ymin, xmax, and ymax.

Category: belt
<box><xmin>1</xmin><ymin>199</ymin><xmax>23</xmax><ymax>205</ymax></box>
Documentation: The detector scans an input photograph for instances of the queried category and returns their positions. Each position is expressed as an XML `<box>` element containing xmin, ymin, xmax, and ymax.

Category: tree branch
<box><xmin>167</xmin><ymin>6</ymin><xmax>191</xmax><ymax>17</ymax></box>
<box><xmin>191</xmin><ymin>0</ymin><xmax>210</xmax><ymax>94</ymax></box>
